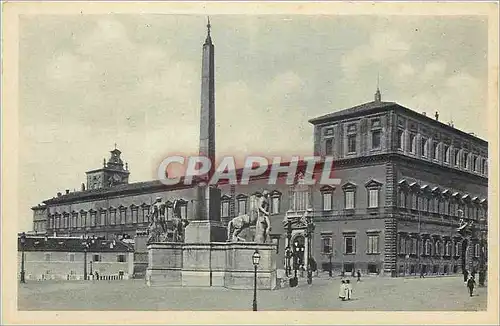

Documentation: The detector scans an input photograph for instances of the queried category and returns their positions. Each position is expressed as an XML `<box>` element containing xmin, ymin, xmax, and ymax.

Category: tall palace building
<box><xmin>30</xmin><ymin>24</ymin><xmax>488</xmax><ymax>278</ymax></box>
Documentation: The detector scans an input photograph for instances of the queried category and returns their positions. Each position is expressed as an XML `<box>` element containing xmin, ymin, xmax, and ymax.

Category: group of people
<box><xmin>338</xmin><ymin>279</ymin><xmax>353</xmax><ymax>301</ymax></box>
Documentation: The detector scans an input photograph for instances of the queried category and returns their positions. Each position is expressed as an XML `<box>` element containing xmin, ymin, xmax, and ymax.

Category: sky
<box><xmin>18</xmin><ymin>14</ymin><xmax>488</xmax><ymax>231</ymax></box>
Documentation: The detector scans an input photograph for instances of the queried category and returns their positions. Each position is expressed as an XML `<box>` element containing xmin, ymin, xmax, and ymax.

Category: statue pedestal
<box><xmin>184</xmin><ymin>221</ymin><xmax>226</xmax><ymax>243</ymax></box>
<box><xmin>147</xmin><ymin>242</ymin><xmax>277</xmax><ymax>289</ymax></box>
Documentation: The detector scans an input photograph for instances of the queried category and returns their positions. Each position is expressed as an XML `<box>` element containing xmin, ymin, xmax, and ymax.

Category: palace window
<box><xmin>411</xmin><ymin>238</ymin><xmax>418</xmax><ymax>255</ymax></box>
<box><xmin>462</xmin><ymin>151</ymin><xmax>468</xmax><ymax>169</ymax></box>
<box><xmin>411</xmin><ymin>193</ymin><xmax>418</xmax><ymax>210</ymax></box>
<box><xmin>371</xmin><ymin>130</ymin><xmax>381</xmax><ymax>149</ymax></box>
<box><xmin>321</xmin><ymin>234</ymin><xmax>333</xmax><ymax>254</ymax></box>
<box><xmin>68</xmin><ymin>253</ymin><xmax>75</xmax><ymax>262</ymax></box>
<box><xmin>444</xmin><ymin>145</ymin><xmax>450</xmax><ymax>163</ymax></box>
<box><xmin>432</xmin><ymin>141</ymin><xmax>439</xmax><ymax>160</ymax></box>
<box><xmin>271</xmin><ymin>191</ymin><xmax>281</xmax><ymax>215</ymax></box>
<box><xmin>117</xmin><ymin>254</ymin><xmax>127</xmax><ymax>263</ymax></box>
<box><xmin>44</xmin><ymin>253</ymin><xmax>51</xmax><ymax>262</ymax></box>
<box><xmin>237</xmin><ymin>195</ymin><xmax>248</xmax><ymax>215</ymax></box>
<box><xmin>454</xmin><ymin>149</ymin><xmax>460</xmax><ymax>166</ymax></box>
<box><xmin>421</xmin><ymin>137</ymin><xmax>428</xmax><ymax>157</ymax></box>
<box><xmin>368</xmin><ymin>189</ymin><xmax>379</xmax><ymax>208</ymax></box>
<box><xmin>399</xmin><ymin>191</ymin><xmax>407</xmax><ymax>208</ymax></box>
<box><xmin>397</xmin><ymin>130</ymin><xmax>404</xmax><ymax>150</ymax></box>
<box><xmin>321</xmin><ymin>186</ymin><xmax>334</xmax><ymax>211</ymax></box>
<box><xmin>93</xmin><ymin>254</ymin><xmax>101</xmax><ymax>262</ymax></box>
<box><xmin>99</xmin><ymin>210</ymin><xmax>106</xmax><ymax>226</ymax></box>
<box><xmin>343</xmin><ymin>182</ymin><xmax>356</xmax><ymax>210</ymax></box>
<box><xmin>221</xmin><ymin>201</ymin><xmax>230</xmax><ymax>218</ymax></box>
<box><xmin>80</xmin><ymin>212</ymin><xmax>87</xmax><ymax>227</ymax></box>
<box><xmin>473</xmin><ymin>156</ymin><xmax>479</xmax><ymax>172</ymax></box>
<box><xmin>322</xmin><ymin>192</ymin><xmax>333</xmax><ymax>211</ymax></box>
<box><xmin>347</xmin><ymin>134</ymin><xmax>357</xmax><ymax>153</ymax></box>
<box><xmin>482</xmin><ymin>159</ymin><xmax>487</xmax><ymax>175</ymax></box>
<box><xmin>325</xmin><ymin>138</ymin><xmax>334</xmax><ymax>156</ymax></box>
<box><xmin>367</xmin><ymin>233</ymin><xmax>380</xmax><ymax>254</ymax></box>
<box><xmin>119</xmin><ymin>207</ymin><xmax>126</xmax><ymax>225</ymax></box>
<box><xmin>90</xmin><ymin>212</ymin><xmax>97</xmax><ymax>227</ymax></box>
<box><xmin>399</xmin><ymin>236</ymin><xmax>407</xmax><ymax>254</ymax></box>
<box><xmin>345</xmin><ymin>191</ymin><xmax>355</xmax><ymax>209</ymax></box>
<box><xmin>424</xmin><ymin>239</ymin><xmax>431</xmax><ymax>256</ymax></box>
<box><xmin>131</xmin><ymin>206</ymin><xmax>139</xmax><ymax>224</ymax></box>
<box><xmin>445</xmin><ymin>241</ymin><xmax>452</xmax><ymax>256</ymax></box>
<box><xmin>72</xmin><ymin>213</ymin><xmax>78</xmax><ymax>228</ymax></box>
<box><xmin>474</xmin><ymin>244</ymin><xmax>480</xmax><ymax>258</ymax></box>
<box><xmin>410</xmin><ymin>134</ymin><xmax>416</xmax><ymax>154</ymax></box>
<box><xmin>344</xmin><ymin>235</ymin><xmax>356</xmax><ymax>254</ymax></box>
<box><xmin>435</xmin><ymin>240</ymin><xmax>441</xmax><ymax>256</ymax></box>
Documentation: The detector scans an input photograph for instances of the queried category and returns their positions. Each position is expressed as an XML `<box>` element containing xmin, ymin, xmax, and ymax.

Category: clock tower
<box><xmin>86</xmin><ymin>147</ymin><xmax>130</xmax><ymax>190</ymax></box>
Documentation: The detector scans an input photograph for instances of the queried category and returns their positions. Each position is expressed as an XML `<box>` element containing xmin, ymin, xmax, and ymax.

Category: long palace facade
<box><xmin>31</xmin><ymin>91</ymin><xmax>488</xmax><ymax>277</ymax></box>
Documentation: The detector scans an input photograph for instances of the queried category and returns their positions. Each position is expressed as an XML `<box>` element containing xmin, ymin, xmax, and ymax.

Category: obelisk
<box><xmin>184</xmin><ymin>18</ymin><xmax>226</xmax><ymax>243</ymax></box>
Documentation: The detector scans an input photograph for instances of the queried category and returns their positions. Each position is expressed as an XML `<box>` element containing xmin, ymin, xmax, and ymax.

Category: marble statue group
<box><xmin>147</xmin><ymin>190</ymin><xmax>273</xmax><ymax>244</ymax></box>
<box><xmin>147</xmin><ymin>197</ymin><xmax>190</xmax><ymax>243</ymax></box>
<box><xmin>226</xmin><ymin>190</ymin><xmax>272</xmax><ymax>243</ymax></box>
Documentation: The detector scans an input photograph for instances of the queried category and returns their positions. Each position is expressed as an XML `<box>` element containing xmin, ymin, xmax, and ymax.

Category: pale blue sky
<box><xmin>18</xmin><ymin>14</ymin><xmax>488</xmax><ymax>231</ymax></box>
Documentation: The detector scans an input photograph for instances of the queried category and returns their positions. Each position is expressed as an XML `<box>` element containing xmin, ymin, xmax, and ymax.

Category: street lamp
<box><xmin>405</xmin><ymin>254</ymin><xmax>410</xmax><ymax>276</ymax></box>
<box><xmin>478</xmin><ymin>216</ymin><xmax>487</xmax><ymax>287</ymax></box>
<box><xmin>285</xmin><ymin>246</ymin><xmax>292</xmax><ymax>277</ymax></box>
<box><xmin>252</xmin><ymin>250</ymin><xmax>261</xmax><ymax>311</ymax></box>
<box><xmin>82</xmin><ymin>234</ymin><xmax>94</xmax><ymax>280</ymax></box>
<box><xmin>328</xmin><ymin>251</ymin><xmax>333</xmax><ymax>277</ymax></box>
<box><xmin>20</xmin><ymin>232</ymin><xmax>26</xmax><ymax>283</ymax></box>
<box><xmin>305</xmin><ymin>211</ymin><xmax>315</xmax><ymax>285</ymax></box>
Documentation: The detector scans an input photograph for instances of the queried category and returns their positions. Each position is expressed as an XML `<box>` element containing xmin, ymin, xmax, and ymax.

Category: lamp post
<box><xmin>328</xmin><ymin>251</ymin><xmax>333</xmax><ymax>277</ymax></box>
<box><xmin>286</xmin><ymin>213</ymin><xmax>293</xmax><ymax>277</ymax></box>
<box><xmin>305</xmin><ymin>212</ymin><xmax>315</xmax><ymax>285</ymax></box>
<box><xmin>252</xmin><ymin>250</ymin><xmax>261</xmax><ymax>311</ymax></box>
<box><xmin>285</xmin><ymin>246</ymin><xmax>292</xmax><ymax>277</ymax></box>
<box><xmin>478</xmin><ymin>216</ymin><xmax>487</xmax><ymax>287</ymax></box>
<box><xmin>82</xmin><ymin>234</ymin><xmax>94</xmax><ymax>280</ymax></box>
<box><xmin>20</xmin><ymin>232</ymin><xmax>26</xmax><ymax>283</ymax></box>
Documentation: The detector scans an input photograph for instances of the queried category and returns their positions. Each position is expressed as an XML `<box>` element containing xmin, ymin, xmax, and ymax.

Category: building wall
<box><xmin>18</xmin><ymin>251</ymin><xmax>133</xmax><ymax>281</ymax></box>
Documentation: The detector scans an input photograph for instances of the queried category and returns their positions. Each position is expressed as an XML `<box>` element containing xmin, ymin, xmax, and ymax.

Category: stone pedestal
<box><xmin>184</xmin><ymin>221</ymin><xmax>227</xmax><ymax>243</ymax></box>
<box><xmin>147</xmin><ymin>242</ymin><xmax>277</xmax><ymax>289</ymax></box>
<box><xmin>147</xmin><ymin>242</ymin><xmax>183</xmax><ymax>286</ymax></box>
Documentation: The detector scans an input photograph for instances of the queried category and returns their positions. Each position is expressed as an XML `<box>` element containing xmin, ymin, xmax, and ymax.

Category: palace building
<box><xmin>29</xmin><ymin>23</ymin><xmax>488</xmax><ymax>278</ymax></box>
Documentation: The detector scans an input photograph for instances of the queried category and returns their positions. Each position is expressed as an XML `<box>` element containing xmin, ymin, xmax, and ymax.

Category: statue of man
<box><xmin>254</xmin><ymin>190</ymin><xmax>271</xmax><ymax>243</ymax></box>
<box><xmin>151</xmin><ymin>197</ymin><xmax>166</xmax><ymax>233</ymax></box>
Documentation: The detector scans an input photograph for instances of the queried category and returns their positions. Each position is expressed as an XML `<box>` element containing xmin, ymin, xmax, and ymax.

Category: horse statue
<box><xmin>171</xmin><ymin>199</ymin><xmax>190</xmax><ymax>242</ymax></box>
<box><xmin>227</xmin><ymin>191</ymin><xmax>271</xmax><ymax>243</ymax></box>
<box><xmin>227</xmin><ymin>206</ymin><xmax>259</xmax><ymax>242</ymax></box>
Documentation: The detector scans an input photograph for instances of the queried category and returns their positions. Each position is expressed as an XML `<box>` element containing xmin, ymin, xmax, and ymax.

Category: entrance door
<box><xmin>292</xmin><ymin>235</ymin><xmax>305</xmax><ymax>269</ymax></box>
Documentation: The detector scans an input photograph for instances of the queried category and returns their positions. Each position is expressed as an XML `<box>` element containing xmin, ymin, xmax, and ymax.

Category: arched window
<box><xmin>433</xmin><ymin>142</ymin><xmax>440</xmax><ymax>160</ymax></box>
<box><xmin>410</xmin><ymin>134</ymin><xmax>417</xmax><ymax>154</ymax></box>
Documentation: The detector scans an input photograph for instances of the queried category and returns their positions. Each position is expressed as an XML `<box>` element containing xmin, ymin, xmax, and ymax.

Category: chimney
<box><xmin>65</xmin><ymin>189</ymin><xmax>70</xmax><ymax>195</ymax></box>
<box><xmin>435</xmin><ymin>111</ymin><xmax>439</xmax><ymax>121</ymax></box>
<box><xmin>57</xmin><ymin>192</ymin><xmax>62</xmax><ymax>197</ymax></box>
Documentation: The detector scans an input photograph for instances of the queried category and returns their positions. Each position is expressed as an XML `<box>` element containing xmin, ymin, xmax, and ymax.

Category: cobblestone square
<box><xmin>18</xmin><ymin>275</ymin><xmax>487</xmax><ymax>311</ymax></box>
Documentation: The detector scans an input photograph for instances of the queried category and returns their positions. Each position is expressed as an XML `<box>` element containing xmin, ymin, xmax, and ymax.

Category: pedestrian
<box><xmin>94</xmin><ymin>271</ymin><xmax>99</xmax><ymax>281</ymax></box>
<box><xmin>338</xmin><ymin>280</ymin><xmax>346</xmax><ymax>301</ymax></box>
<box><xmin>345</xmin><ymin>280</ymin><xmax>353</xmax><ymax>300</ymax></box>
<box><xmin>420</xmin><ymin>267</ymin><xmax>425</xmax><ymax>278</ymax></box>
<box><xmin>467</xmin><ymin>275</ymin><xmax>476</xmax><ymax>297</ymax></box>
<box><xmin>357</xmin><ymin>270</ymin><xmax>361</xmax><ymax>282</ymax></box>
<box><xmin>351</xmin><ymin>269</ymin><xmax>355</xmax><ymax>277</ymax></box>
<box><xmin>463</xmin><ymin>270</ymin><xmax>469</xmax><ymax>283</ymax></box>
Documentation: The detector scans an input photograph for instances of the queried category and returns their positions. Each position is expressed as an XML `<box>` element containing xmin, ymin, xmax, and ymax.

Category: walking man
<box><xmin>467</xmin><ymin>275</ymin><xmax>476</xmax><ymax>297</ymax></box>
<box><xmin>357</xmin><ymin>270</ymin><xmax>361</xmax><ymax>282</ymax></box>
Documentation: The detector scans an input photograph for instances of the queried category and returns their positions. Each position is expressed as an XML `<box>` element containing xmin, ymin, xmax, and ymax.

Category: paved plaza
<box><xmin>18</xmin><ymin>274</ymin><xmax>487</xmax><ymax>311</ymax></box>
